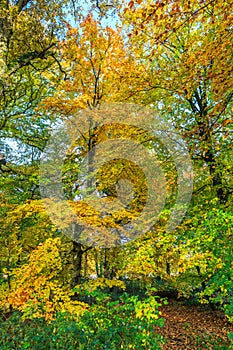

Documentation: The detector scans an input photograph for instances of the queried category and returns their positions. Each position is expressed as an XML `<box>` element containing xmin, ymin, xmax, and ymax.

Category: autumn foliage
<box><xmin>0</xmin><ymin>0</ymin><xmax>232</xmax><ymax>349</ymax></box>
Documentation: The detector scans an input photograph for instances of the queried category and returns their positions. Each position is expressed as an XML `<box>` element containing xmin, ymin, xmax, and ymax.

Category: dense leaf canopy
<box><xmin>0</xmin><ymin>0</ymin><xmax>232</xmax><ymax>348</ymax></box>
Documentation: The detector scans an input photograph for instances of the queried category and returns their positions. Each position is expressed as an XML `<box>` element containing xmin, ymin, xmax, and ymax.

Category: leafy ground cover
<box><xmin>0</xmin><ymin>292</ymin><xmax>165</xmax><ymax>350</ymax></box>
<box><xmin>1</xmin><ymin>295</ymin><xmax>232</xmax><ymax>349</ymax></box>
<box><xmin>155</xmin><ymin>299</ymin><xmax>233</xmax><ymax>349</ymax></box>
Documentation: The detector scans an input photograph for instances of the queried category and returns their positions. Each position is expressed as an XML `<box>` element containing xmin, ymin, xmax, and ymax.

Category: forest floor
<box><xmin>153</xmin><ymin>299</ymin><xmax>233</xmax><ymax>349</ymax></box>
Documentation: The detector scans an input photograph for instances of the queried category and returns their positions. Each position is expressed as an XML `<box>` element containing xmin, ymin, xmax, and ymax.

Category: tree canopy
<box><xmin>0</xmin><ymin>0</ymin><xmax>232</xmax><ymax>348</ymax></box>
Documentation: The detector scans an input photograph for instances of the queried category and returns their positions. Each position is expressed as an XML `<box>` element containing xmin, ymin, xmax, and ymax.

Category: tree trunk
<box><xmin>188</xmin><ymin>89</ymin><xmax>229</xmax><ymax>204</ymax></box>
<box><xmin>196</xmin><ymin>265</ymin><xmax>206</xmax><ymax>290</ymax></box>
<box><xmin>71</xmin><ymin>241</ymin><xmax>83</xmax><ymax>288</ymax></box>
<box><xmin>166</xmin><ymin>262</ymin><xmax>171</xmax><ymax>275</ymax></box>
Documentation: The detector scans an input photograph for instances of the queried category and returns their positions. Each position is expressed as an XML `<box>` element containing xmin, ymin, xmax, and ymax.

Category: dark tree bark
<box><xmin>71</xmin><ymin>241</ymin><xmax>83</xmax><ymax>287</ymax></box>
<box><xmin>187</xmin><ymin>86</ymin><xmax>230</xmax><ymax>204</ymax></box>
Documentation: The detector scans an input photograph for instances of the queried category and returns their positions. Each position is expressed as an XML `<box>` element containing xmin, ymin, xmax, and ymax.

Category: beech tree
<box><xmin>0</xmin><ymin>0</ymin><xmax>232</xmax><ymax>325</ymax></box>
<box><xmin>120</xmin><ymin>0</ymin><xmax>233</xmax><ymax>309</ymax></box>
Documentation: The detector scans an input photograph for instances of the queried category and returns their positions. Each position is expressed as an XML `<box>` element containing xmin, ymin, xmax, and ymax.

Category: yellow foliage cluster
<box><xmin>0</xmin><ymin>238</ymin><xmax>88</xmax><ymax>321</ymax></box>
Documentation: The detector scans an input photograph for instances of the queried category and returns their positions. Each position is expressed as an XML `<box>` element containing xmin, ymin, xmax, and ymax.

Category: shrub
<box><xmin>0</xmin><ymin>292</ymin><xmax>165</xmax><ymax>349</ymax></box>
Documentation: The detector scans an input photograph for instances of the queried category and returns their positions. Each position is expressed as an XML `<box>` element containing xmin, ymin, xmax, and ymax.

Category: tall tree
<box><xmin>120</xmin><ymin>0</ymin><xmax>233</xmax><ymax>305</ymax></box>
<box><xmin>122</xmin><ymin>0</ymin><xmax>233</xmax><ymax>203</ymax></box>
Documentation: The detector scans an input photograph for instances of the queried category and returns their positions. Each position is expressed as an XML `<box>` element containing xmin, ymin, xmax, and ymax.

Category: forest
<box><xmin>0</xmin><ymin>0</ymin><xmax>232</xmax><ymax>348</ymax></box>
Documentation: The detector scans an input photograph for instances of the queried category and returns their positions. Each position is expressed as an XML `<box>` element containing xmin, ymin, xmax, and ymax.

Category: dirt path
<box><xmin>153</xmin><ymin>299</ymin><xmax>233</xmax><ymax>349</ymax></box>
